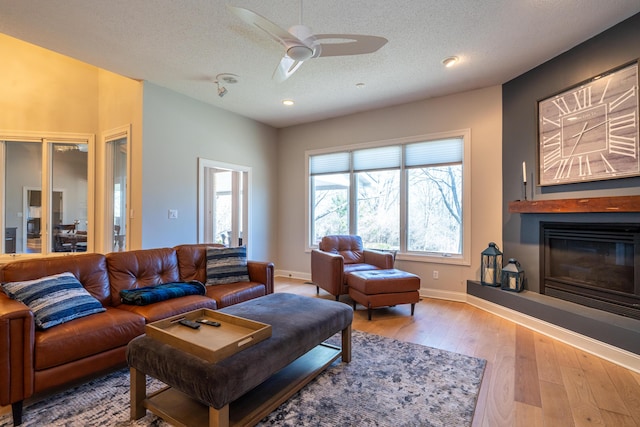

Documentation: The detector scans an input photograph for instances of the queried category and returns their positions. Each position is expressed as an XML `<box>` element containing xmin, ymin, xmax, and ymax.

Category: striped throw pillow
<box><xmin>206</xmin><ymin>246</ymin><xmax>250</xmax><ymax>285</ymax></box>
<box><xmin>1</xmin><ymin>272</ymin><xmax>106</xmax><ymax>330</ymax></box>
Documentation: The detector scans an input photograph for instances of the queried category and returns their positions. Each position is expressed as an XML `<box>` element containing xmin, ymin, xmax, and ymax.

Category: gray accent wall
<box><xmin>498</xmin><ymin>13</ymin><xmax>640</xmax><ymax>353</ymax></box>
<box><xmin>503</xmin><ymin>13</ymin><xmax>640</xmax><ymax>293</ymax></box>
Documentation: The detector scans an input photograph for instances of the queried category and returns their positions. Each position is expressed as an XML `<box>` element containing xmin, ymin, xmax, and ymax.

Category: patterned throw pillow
<box><xmin>206</xmin><ymin>246</ymin><xmax>250</xmax><ymax>285</ymax></box>
<box><xmin>1</xmin><ymin>272</ymin><xmax>106</xmax><ymax>330</ymax></box>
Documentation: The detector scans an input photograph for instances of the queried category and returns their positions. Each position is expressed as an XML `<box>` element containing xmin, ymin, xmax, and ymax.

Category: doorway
<box><xmin>198</xmin><ymin>159</ymin><xmax>250</xmax><ymax>250</ymax></box>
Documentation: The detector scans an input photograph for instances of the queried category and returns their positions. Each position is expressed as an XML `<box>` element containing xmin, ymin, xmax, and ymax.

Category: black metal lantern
<box><xmin>480</xmin><ymin>242</ymin><xmax>502</xmax><ymax>287</ymax></box>
<box><xmin>501</xmin><ymin>258</ymin><xmax>525</xmax><ymax>292</ymax></box>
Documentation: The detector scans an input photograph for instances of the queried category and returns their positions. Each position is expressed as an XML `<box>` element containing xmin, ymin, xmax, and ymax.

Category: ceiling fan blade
<box><xmin>273</xmin><ymin>55</ymin><xmax>304</xmax><ymax>82</ymax></box>
<box><xmin>227</xmin><ymin>5</ymin><xmax>303</xmax><ymax>50</ymax></box>
<box><xmin>313</xmin><ymin>34</ymin><xmax>388</xmax><ymax>57</ymax></box>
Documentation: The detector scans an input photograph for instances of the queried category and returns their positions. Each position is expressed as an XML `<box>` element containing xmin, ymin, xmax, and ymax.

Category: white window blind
<box><xmin>353</xmin><ymin>146</ymin><xmax>401</xmax><ymax>171</ymax></box>
<box><xmin>310</xmin><ymin>152</ymin><xmax>350</xmax><ymax>175</ymax></box>
<box><xmin>405</xmin><ymin>138</ymin><xmax>463</xmax><ymax>167</ymax></box>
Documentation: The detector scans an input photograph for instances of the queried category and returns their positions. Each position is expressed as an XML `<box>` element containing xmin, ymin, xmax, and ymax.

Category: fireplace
<box><xmin>541</xmin><ymin>222</ymin><xmax>640</xmax><ymax>320</ymax></box>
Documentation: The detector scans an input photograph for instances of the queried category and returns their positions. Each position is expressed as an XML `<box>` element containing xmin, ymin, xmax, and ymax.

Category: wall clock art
<box><xmin>538</xmin><ymin>60</ymin><xmax>639</xmax><ymax>186</ymax></box>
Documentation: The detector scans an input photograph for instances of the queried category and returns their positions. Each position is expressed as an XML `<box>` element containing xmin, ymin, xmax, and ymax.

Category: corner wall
<box><xmin>140</xmin><ymin>83</ymin><xmax>278</xmax><ymax>261</ymax></box>
<box><xmin>277</xmin><ymin>85</ymin><xmax>503</xmax><ymax>295</ymax></box>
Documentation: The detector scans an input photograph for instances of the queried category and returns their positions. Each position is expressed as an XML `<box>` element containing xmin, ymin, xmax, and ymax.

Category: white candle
<box><xmin>522</xmin><ymin>161</ymin><xmax>527</xmax><ymax>183</ymax></box>
<box><xmin>485</xmin><ymin>267</ymin><xmax>494</xmax><ymax>284</ymax></box>
<box><xmin>509</xmin><ymin>276</ymin><xmax>516</xmax><ymax>289</ymax></box>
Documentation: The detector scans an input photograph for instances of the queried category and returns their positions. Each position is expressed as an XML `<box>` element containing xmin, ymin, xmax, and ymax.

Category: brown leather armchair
<box><xmin>311</xmin><ymin>235</ymin><xmax>394</xmax><ymax>300</ymax></box>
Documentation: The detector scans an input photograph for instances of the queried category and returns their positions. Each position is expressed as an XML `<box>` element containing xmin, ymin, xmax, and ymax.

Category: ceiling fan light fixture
<box><xmin>442</xmin><ymin>56</ymin><xmax>459</xmax><ymax>68</ymax></box>
<box><xmin>287</xmin><ymin>45</ymin><xmax>313</xmax><ymax>61</ymax></box>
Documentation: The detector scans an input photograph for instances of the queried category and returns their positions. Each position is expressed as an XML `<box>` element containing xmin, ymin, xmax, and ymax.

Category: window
<box><xmin>307</xmin><ymin>130</ymin><xmax>470</xmax><ymax>264</ymax></box>
<box><xmin>1</xmin><ymin>132</ymin><xmax>94</xmax><ymax>256</ymax></box>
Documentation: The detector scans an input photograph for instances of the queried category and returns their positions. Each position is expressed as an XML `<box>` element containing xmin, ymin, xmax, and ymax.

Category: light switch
<box><xmin>168</xmin><ymin>209</ymin><xmax>178</xmax><ymax>219</ymax></box>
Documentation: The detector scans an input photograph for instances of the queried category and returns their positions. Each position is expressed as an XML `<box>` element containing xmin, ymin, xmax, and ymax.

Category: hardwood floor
<box><xmin>276</xmin><ymin>277</ymin><xmax>640</xmax><ymax>427</ymax></box>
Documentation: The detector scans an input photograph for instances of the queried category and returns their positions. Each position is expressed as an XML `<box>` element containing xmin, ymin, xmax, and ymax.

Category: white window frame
<box><xmin>0</xmin><ymin>130</ymin><xmax>95</xmax><ymax>259</ymax></box>
<box><xmin>306</xmin><ymin>129</ymin><xmax>471</xmax><ymax>266</ymax></box>
<box><xmin>103</xmin><ymin>125</ymin><xmax>131</xmax><ymax>253</ymax></box>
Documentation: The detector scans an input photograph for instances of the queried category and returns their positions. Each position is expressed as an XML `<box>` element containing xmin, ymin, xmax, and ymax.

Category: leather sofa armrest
<box><xmin>311</xmin><ymin>249</ymin><xmax>345</xmax><ymax>295</ymax></box>
<box><xmin>363</xmin><ymin>249</ymin><xmax>394</xmax><ymax>269</ymax></box>
<box><xmin>247</xmin><ymin>261</ymin><xmax>275</xmax><ymax>294</ymax></box>
<box><xmin>0</xmin><ymin>294</ymin><xmax>35</xmax><ymax>407</ymax></box>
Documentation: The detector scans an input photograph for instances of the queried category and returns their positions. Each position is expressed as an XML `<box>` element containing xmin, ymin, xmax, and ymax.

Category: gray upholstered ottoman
<box><xmin>127</xmin><ymin>293</ymin><xmax>353</xmax><ymax>427</ymax></box>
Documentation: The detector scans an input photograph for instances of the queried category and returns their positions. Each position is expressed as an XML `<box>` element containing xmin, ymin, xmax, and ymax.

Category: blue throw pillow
<box><xmin>206</xmin><ymin>246</ymin><xmax>250</xmax><ymax>285</ymax></box>
<box><xmin>1</xmin><ymin>272</ymin><xmax>106</xmax><ymax>330</ymax></box>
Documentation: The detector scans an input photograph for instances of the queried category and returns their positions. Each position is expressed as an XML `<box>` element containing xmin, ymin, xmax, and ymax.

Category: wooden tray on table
<box><xmin>145</xmin><ymin>308</ymin><xmax>271</xmax><ymax>363</ymax></box>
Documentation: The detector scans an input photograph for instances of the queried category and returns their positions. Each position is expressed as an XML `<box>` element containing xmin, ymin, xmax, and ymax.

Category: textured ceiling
<box><xmin>0</xmin><ymin>1</ymin><xmax>639</xmax><ymax>128</ymax></box>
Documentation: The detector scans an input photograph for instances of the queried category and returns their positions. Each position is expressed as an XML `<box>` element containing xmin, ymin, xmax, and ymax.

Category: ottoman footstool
<box><xmin>347</xmin><ymin>269</ymin><xmax>420</xmax><ymax>320</ymax></box>
<box><xmin>127</xmin><ymin>293</ymin><xmax>353</xmax><ymax>427</ymax></box>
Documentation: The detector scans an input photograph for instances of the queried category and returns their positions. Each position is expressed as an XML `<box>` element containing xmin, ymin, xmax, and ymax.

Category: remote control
<box><xmin>178</xmin><ymin>319</ymin><xmax>201</xmax><ymax>329</ymax></box>
<box><xmin>197</xmin><ymin>319</ymin><xmax>221</xmax><ymax>327</ymax></box>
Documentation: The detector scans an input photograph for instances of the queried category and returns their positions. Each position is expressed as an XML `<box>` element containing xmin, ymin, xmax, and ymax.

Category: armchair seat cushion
<box><xmin>344</xmin><ymin>263</ymin><xmax>382</xmax><ymax>276</ymax></box>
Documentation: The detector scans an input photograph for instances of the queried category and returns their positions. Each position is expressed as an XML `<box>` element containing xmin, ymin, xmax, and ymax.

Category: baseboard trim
<box><xmin>419</xmin><ymin>288</ymin><xmax>467</xmax><ymax>303</ymax></box>
<box><xmin>275</xmin><ymin>270</ymin><xmax>311</xmax><ymax>282</ymax></box>
<box><xmin>466</xmin><ymin>294</ymin><xmax>640</xmax><ymax>374</ymax></box>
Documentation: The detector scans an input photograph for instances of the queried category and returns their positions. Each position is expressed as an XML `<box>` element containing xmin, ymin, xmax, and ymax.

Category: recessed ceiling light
<box><xmin>442</xmin><ymin>56</ymin><xmax>459</xmax><ymax>68</ymax></box>
<box><xmin>282</xmin><ymin>99</ymin><xmax>294</xmax><ymax>106</ymax></box>
<box><xmin>356</xmin><ymin>83</ymin><xmax>365</xmax><ymax>88</ymax></box>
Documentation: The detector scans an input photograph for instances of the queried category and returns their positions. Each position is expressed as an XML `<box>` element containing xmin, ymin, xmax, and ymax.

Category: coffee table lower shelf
<box><xmin>132</xmin><ymin>342</ymin><xmax>342</xmax><ymax>427</ymax></box>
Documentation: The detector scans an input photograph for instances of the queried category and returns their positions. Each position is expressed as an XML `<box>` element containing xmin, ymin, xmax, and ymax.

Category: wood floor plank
<box><xmin>481</xmin><ymin>320</ymin><xmax>516</xmax><ymax>426</ymax></box>
<box><xmin>515</xmin><ymin>401</ymin><xmax>544</xmax><ymax>427</ymax></box>
<box><xmin>605</xmin><ymin>361</ymin><xmax>640</xmax><ymax>424</ymax></box>
<box><xmin>540</xmin><ymin>380</ymin><xmax>576</xmax><ymax>427</ymax></box>
<box><xmin>560</xmin><ymin>366</ymin><xmax>605</xmax><ymax>427</ymax></box>
<box><xmin>599</xmin><ymin>409</ymin><xmax>638</xmax><ymax>427</ymax></box>
<box><xmin>534</xmin><ymin>332</ymin><xmax>563</xmax><ymax>385</ymax></box>
<box><xmin>553</xmin><ymin>339</ymin><xmax>582</xmax><ymax>369</ymax></box>
<box><xmin>577</xmin><ymin>352</ymin><xmax>630</xmax><ymax>416</ymax></box>
<box><xmin>514</xmin><ymin>326</ymin><xmax>542</xmax><ymax>407</ymax></box>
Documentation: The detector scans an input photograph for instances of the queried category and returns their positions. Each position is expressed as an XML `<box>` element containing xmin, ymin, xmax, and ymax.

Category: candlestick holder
<box><xmin>523</xmin><ymin>181</ymin><xmax>527</xmax><ymax>201</ymax></box>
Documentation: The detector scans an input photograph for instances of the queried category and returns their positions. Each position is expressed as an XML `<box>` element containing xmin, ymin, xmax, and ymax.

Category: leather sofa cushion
<box><xmin>0</xmin><ymin>253</ymin><xmax>111</xmax><ymax>306</ymax></box>
<box><xmin>34</xmin><ymin>307</ymin><xmax>144</xmax><ymax>370</ymax></box>
<box><xmin>205</xmin><ymin>282</ymin><xmax>266</xmax><ymax>308</ymax></box>
<box><xmin>107</xmin><ymin>248</ymin><xmax>181</xmax><ymax>307</ymax></box>
<box><xmin>175</xmin><ymin>243</ymin><xmax>224</xmax><ymax>283</ymax></box>
<box><xmin>116</xmin><ymin>295</ymin><xmax>217</xmax><ymax>323</ymax></box>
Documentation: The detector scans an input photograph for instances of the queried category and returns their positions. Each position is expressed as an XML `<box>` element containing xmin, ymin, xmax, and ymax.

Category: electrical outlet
<box><xmin>433</xmin><ymin>270</ymin><xmax>439</xmax><ymax>279</ymax></box>
<box><xmin>168</xmin><ymin>209</ymin><xmax>178</xmax><ymax>219</ymax></box>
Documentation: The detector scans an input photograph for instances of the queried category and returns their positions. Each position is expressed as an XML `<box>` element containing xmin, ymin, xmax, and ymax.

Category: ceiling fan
<box><xmin>227</xmin><ymin>2</ymin><xmax>388</xmax><ymax>82</ymax></box>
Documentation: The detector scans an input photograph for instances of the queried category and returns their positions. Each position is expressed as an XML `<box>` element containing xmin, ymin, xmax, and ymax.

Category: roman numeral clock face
<box><xmin>538</xmin><ymin>61</ymin><xmax>639</xmax><ymax>186</ymax></box>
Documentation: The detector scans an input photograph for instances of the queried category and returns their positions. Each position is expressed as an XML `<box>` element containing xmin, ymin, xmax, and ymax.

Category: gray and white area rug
<box><xmin>0</xmin><ymin>331</ymin><xmax>486</xmax><ymax>427</ymax></box>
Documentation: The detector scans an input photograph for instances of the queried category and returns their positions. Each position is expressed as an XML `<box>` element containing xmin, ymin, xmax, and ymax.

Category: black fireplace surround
<box><xmin>541</xmin><ymin>222</ymin><xmax>640</xmax><ymax>320</ymax></box>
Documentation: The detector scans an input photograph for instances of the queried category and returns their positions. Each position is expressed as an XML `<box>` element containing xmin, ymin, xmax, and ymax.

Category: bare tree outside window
<box><xmin>407</xmin><ymin>165</ymin><xmax>462</xmax><ymax>254</ymax></box>
<box><xmin>308</xmin><ymin>134</ymin><xmax>466</xmax><ymax>258</ymax></box>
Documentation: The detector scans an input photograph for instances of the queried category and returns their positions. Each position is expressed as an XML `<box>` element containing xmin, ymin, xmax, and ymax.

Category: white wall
<box><xmin>140</xmin><ymin>83</ymin><xmax>278</xmax><ymax>261</ymax></box>
<box><xmin>277</xmin><ymin>86</ymin><xmax>503</xmax><ymax>296</ymax></box>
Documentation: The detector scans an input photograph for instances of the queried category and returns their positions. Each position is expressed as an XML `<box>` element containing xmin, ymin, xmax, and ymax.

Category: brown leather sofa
<box><xmin>0</xmin><ymin>243</ymin><xmax>274</xmax><ymax>426</ymax></box>
<box><xmin>311</xmin><ymin>235</ymin><xmax>394</xmax><ymax>299</ymax></box>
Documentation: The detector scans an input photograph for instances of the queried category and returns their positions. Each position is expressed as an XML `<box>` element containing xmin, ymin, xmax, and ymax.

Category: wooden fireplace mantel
<box><xmin>508</xmin><ymin>195</ymin><xmax>640</xmax><ymax>213</ymax></box>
